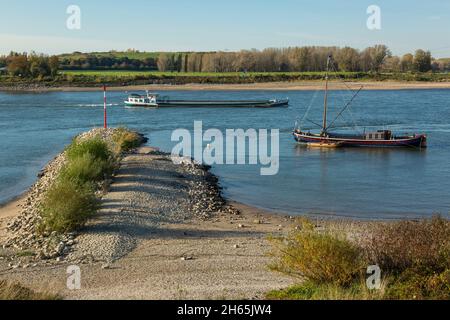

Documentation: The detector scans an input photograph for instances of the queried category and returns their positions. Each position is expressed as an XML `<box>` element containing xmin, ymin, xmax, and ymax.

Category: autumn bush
<box><xmin>363</xmin><ymin>216</ymin><xmax>450</xmax><ymax>299</ymax></box>
<box><xmin>364</xmin><ymin>216</ymin><xmax>450</xmax><ymax>272</ymax></box>
<box><xmin>269</xmin><ymin>220</ymin><xmax>365</xmax><ymax>287</ymax></box>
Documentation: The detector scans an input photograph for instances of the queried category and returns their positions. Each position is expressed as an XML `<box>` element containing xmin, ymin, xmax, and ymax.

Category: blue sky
<box><xmin>0</xmin><ymin>0</ymin><xmax>449</xmax><ymax>57</ymax></box>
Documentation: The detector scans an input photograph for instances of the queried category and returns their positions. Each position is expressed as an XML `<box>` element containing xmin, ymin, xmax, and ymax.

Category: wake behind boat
<box><xmin>125</xmin><ymin>92</ymin><xmax>289</xmax><ymax>108</ymax></box>
<box><xmin>293</xmin><ymin>56</ymin><xmax>427</xmax><ymax>149</ymax></box>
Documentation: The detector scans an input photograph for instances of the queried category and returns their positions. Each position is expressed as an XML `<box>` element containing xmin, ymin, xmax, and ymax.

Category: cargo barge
<box><xmin>125</xmin><ymin>92</ymin><xmax>289</xmax><ymax>108</ymax></box>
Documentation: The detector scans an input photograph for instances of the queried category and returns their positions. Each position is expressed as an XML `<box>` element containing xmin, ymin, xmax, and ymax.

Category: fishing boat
<box><xmin>293</xmin><ymin>56</ymin><xmax>427</xmax><ymax>148</ymax></box>
<box><xmin>125</xmin><ymin>92</ymin><xmax>289</xmax><ymax>108</ymax></box>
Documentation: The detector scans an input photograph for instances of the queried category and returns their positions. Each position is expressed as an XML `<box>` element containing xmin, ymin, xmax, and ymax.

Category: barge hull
<box><xmin>156</xmin><ymin>99</ymin><xmax>289</xmax><ymax>108</ymax></box>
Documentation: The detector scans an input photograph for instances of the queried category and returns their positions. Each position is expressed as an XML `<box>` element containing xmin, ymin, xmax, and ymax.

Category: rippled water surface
<box><xmin>1</xmin><ymin>89</ymin><xmax>449</xmax><ymax>219</ymax></box>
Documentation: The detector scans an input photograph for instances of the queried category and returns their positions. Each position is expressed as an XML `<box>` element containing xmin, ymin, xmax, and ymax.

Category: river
<box><xmin>1</xmin><ymin>89</ymin><xmax>449</xmax><ymax>219</ymax></box>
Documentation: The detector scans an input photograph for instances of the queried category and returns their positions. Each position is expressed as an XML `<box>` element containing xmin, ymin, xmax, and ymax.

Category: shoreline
<box><xmin>1</xmin><ymin>81</ymin><xmax>450</xmax><ymax>92</ymax></box>
<box><xmin>0</xmin><ymin>193</ymin><xmax>26</xmax><ymax>210</ymax></box>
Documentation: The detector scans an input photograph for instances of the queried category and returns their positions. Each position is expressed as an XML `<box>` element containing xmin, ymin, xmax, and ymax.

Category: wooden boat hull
<box><xmin>294</xmin><ymin>131</ymin><xmax>427</xmax><ymax>148</ymax></box>
<box><xmin>306</xmin><ymin>141</ymin><xmax>344</xmax><ymax>148</ymax></box>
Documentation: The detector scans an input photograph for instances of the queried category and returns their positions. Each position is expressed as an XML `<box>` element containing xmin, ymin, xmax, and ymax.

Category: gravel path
<box><xmin>1</xmin><ymin>147</ymin><xmax>294</xmax><ymax>299</ymax></box>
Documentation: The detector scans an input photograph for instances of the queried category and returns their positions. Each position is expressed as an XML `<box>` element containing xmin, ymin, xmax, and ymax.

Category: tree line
<box><xmin>1</xmin><ymin>45</ymin><xmax>449</xmax><ymax>79</ymax></box>
<box><xmin>59</xmin><ymin>53</ymin><xmax>157</xmax><ymax>71</ymax></box>
<box><xmin>156</xmin><ymin>46</ymin><xmax>446</xmax><ymax>73</ymax></box>
<box><xmin>0</xmin><ymin>52</ymin><xmax>59</xmax><ymax>78</ymax></box>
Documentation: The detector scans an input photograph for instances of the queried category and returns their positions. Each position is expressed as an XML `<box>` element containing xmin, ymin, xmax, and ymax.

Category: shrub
<box><xmin>112</xmin><ymin>127</ymin><xmax>142</xmax><ymax>153</ymax></box>
<box><xmin>364</xmin><ymin>216</ymin><xmax>450</xmax><ymax>272</ymax></box>
<box><xmin>66</xmin><ymin>137</ymin><xmax>111</xmax><ymax>162</ymax></box>
<box><xmin>39</xmin><ymin>178</ymin><xmax>98</xmax><ymax>233</ymax></box>
<box><xmin>269</xmin><ymin>220</ymin><xmax>365</xmax><ymax>286</ymax></box>
<box><xmin>269</xmin><ymin>217</ymin><xmax>450</xmax><ymax>300</ymax></box>
<box><xmin>384</xmin><ymin>265</ymin><xmax>450</xmax><ymax>300</ymax></box>
<box><xmin>60</xmin><ymin>152</ymin><xmax>113</xmax><ymax>184</ymax></box>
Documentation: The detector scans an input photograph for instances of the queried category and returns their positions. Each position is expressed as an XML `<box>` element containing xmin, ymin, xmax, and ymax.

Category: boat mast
<box><xmin>322</xmin><ymin>55</ymin><xmax>331</xmax><ymax>135</ymax></box>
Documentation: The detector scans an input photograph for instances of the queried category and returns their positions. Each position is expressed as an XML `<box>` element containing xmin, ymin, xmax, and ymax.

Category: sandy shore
<box><xmin>1</xmin><ymin>81</ymin><xmax>450</xmax><ymax>92</ymax></box>
<box><xmin>0</xmin><ymin>197</ymin><xmax>24</xmax><ymax>244</ymax></box>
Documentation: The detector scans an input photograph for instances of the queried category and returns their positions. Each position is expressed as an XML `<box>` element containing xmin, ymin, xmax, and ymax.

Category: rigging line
<box><xmin>329</xmin><ymin>58</ymin><xmax>364</xmax><ymax>133</ymax></box>
<box><xmin>326</xmin><ymin>86</ymin><xmax>364</xmax><ymax>131</ymax></box>
<box><xmin>299</xmin><ymin>89</ymin><xmax>320</xmax><ymax>127</ymax></box>
<box><xmin>305</xmin><ymin>118</ymin><xmax>324</xmax><ymax>128</ymax></box>
<box><xmin>334</xmin><ymin>112</ymin><xmax>363</xmax><ymax>135</ymax></box>
<box><xmin>345</xmin><ymin>106</ymin><xmax>363</xmax><ymax>134</ymax></box>
<box><xmin>329</xmin><ymin>61</ymin><xmax>357</xmax><ymax>95</ymax></box>
<box><xmin>339</xmin><ymin>94</ymin><xmax>363</xmax><ymax>133</ymax></box>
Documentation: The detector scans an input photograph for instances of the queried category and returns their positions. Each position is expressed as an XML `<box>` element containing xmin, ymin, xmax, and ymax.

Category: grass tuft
<box><xmin>0</xmin><ymin>280</ymin><xmax>60</xmax><ymax>300</ymax></box>
<box><xmin>266</xmin><ymin>280</ymin><xmax>387</xmax><ymax>300</ymax></box>
<box><xmin>60</xmin><ymin>152</ymin><xmax>113</xmax><ymax>184</ymax></box>
<box><xmin>112</xmin><ymin>127</ymin><xmax>143</xmax><ymax>153</ymax></box>
<box><xmin>66</xmin><ymin>137</ymin><xmax>111</xmax><ymax>163</ymax></box>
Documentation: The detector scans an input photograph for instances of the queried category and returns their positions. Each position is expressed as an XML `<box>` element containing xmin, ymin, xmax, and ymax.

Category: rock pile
<box><xmin>3</xmin><ymin>152</ymin><xmax>68</xmax><ymax>261</ymax></box>
<box><xmin>183</xmin><ymin>162</ymin><xmax>240</xmax><ymax>219</ymax></box>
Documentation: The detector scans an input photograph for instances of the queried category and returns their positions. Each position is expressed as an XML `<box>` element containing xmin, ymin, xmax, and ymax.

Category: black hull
<box><xmin>156</xmin><ymin>99</ymin><xmax>289</xmax><ymax>108</ymax></box>
<box><xmin>293</xmin><ymin>131</ymin><xmax>427</xmax><ymax>148</ymax></box>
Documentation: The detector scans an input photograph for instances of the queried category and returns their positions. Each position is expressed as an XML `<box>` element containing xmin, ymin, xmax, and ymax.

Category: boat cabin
<box><xmin>127</xmin><ymin>92</ymin><xmax>158</xmax><ymax>104</ymax></box>
<box><xmin>365</xmin><ymin>130</ymin><xmax>392</xmax><ymax>140</ymax></box>
<box><xmin>128</xmin><ymin>94</ymin><xmax>146</xmax><ymax>104</ymax></box>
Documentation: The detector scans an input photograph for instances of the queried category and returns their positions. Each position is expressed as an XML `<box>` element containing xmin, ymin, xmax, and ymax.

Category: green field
<box><xmin>1</xmin><ymin>69</ymin><xmax>449</xmax><ymax>88</ymax></box>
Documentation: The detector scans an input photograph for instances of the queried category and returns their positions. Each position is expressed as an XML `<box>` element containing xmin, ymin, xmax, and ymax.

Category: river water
<box><xmin>1</xmin><ymin>89</ymin><xmax>449</xmax><ymax>219</ymax></box>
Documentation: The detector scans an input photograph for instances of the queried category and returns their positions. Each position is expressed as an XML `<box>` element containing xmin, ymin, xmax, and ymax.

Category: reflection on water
<box><xmin>0</xmin><ymin>89</ymin><xmax>449</xmax><ymax>219</ymax></box>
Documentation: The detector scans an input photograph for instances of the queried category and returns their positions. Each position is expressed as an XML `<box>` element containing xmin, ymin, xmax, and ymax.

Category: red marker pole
<box><xmin>103</xmin><ymin>85</ymin><xmax>107</xmax><ymax>129</ymax></box>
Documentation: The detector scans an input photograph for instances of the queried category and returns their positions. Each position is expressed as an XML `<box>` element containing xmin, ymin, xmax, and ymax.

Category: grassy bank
<box><xmin>1</xmin><ymin>71</ymin><xmax>450</xmax><ymax>89</ymax></box>
<box><xmin>267</xmin><ymin>217</ymin><xmax>450</xmax><ymax>300</ymax></box>
<box><xmin>39</xmin><ymin>128</ymin><xmax>144</xmax><ymax>234</ymax></box>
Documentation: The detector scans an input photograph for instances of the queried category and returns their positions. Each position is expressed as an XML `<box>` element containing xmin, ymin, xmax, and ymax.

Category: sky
<box><xmin>0</xmin><ymin>0</ymin><xmax>449</xmax><ymax>58</ymax></box>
